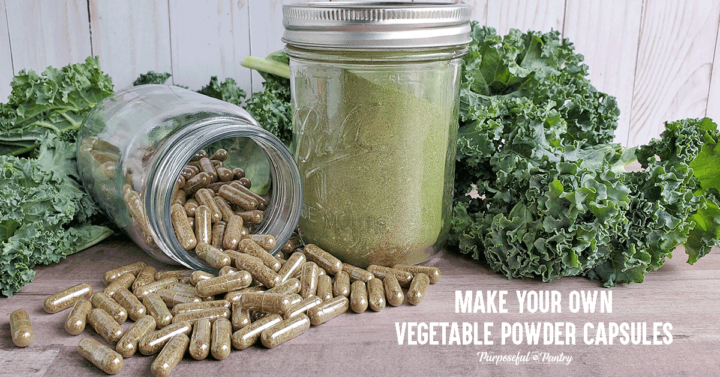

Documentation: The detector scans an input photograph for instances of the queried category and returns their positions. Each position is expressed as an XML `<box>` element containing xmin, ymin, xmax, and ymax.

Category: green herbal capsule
<box><xmin>196</xmin><ymin>188</ymin><xmax>222</xmax><ymax>223</ymax></box>
<box><xmin>156</xmin><ymin>270</ymin><xmax>194</xmax><ymax>281</ymax></box>
<box><xmin>209</xmin><ymin>148</ymin><xmax>228</xmax><ymax>161</ymax></box>
<box><xmin>65</xmin><ymin>299</ymin><xmax>92</xmax><ymax>335</ymax></box>
<box><xmin>392</xmin><ymin>264</ymin><xmax>441</xmax><ymax>284</ymax></box>
<box><xmin>191</xmin><ymin>271</ymin><xmax>215</xmax><ymax>286</ymax></box>
<box><xmin>216</xmin><ymin>167</ymin><xmax>235</xmax><ymax>182</ymax></box>
<box><xmin>304</xmin><ymin>244</ymin><xmax>343</xmax><ymax>275</ymax></box>
<box><xmin>157</xmin><ymin>289</ymin><xmax>201</xmax><ymax>308</ymax></box>
<box><xmin>213</xmin><ymin>196</ymin><xmax>235</xmax><ymax>222</ymax></box>
<box><xmin>171</xmin><ymin>307</ymin><xmax>230</xmax><ymax>325</ymax></box>
<box><xmin>198</xmin><ymin>157</ymin><xmax>218</xmax><ymax>183</ymax></box>
<box><xmin>307</xmin><ymin>296</ymin><xmax>349</xmax><ymax>326</ymax></box>
<box><xmin>104</xmin><ymin>262</ymin><xmax>146</xmax><ymax>285</ymax></box>
<box><xmin>172</xmin><ymin>204</ymin><xmax>197</xmax><ymax>250</ymax></box>
<box><xmin>91</xmin><ymin>292</ymin><xmax>128</xmax><ymax>324</ymax></box>
<box><xmin>367</xmin><ymin>278</ymin><xmax>386</xmax><ymax>312</ymax></box>
<box><xmin>171</xmin><ymin>188</ymin><xmax>186</xmax><ymax>206</ymax></box>
<box><xmin>240</xmin><ymin>292</ymin><xmax>293</xmax><ymax>314</ymax></box>
<box><xmin>104</xmin><ymin>272</ymin><xmax>135</xmax><ymax>298</ymax></box>
<box><xmin>231</xmin><ymin>314</ymin><xmax>282</xmax><ymax>350</ymax></box>
<box><xmin>43</xmin><ymin>283</ymin><xmax>93</xmax><ymax>313</ymax></box>
<box><xmin>367</xmin><ymin>265</ymin><xmax>414</xmax><ymax>287</ymax></box>
<box><xmin>184</xmin><ymin>198</ymin><xmax>199</xmax><ymax>217</ymax></box>
<box><xmin>184</xmin><ymin>172</ymin><xmax>210</xmax><ymax>197</ymax></box>
<box><xmin>196</xmin><ymin>270</ymin><xmax>252</xmax><ymax>296</ymax></box>
<box><xmin>219</xmin><ymin>266</ymin><xmax>238</xmax><ymax>276</ymax></box>
<box><xmin>281</xmin><ymin>236</ymin><xmax>301</xmax><ymax>253</ymax></box>
<box><xmin>232</xmin><ymin>167</ymin><xmax>245</xmax><ymax>179</ymax></box>
<box><xmin>333</xmin><ymin>271</ymin><xmax>350</xmax><ymax>298</ymax></box>
<box><xmin>168</xmin><ymin>282</ymin><xmax>197</xmax><ymax>296</ymax></box>
<box><xmin>172</xmin><ymin>300</ymin><xmax>231</xmax><ymax>316</ymax></box>
<box><xmin>235</xmin><ymin>254</ymin><xmax>281</xmax><ymax>288</ymax></box>
<box><xmin>260</xmin><ymin>314</ymin><xmax>310</xmax><ymax>349</ymax></box>
<box><xmin>240</xmin><ymin>239</ymin><xmax>281</xmax><ymax>271</ymax></box>
<box><xmin>248</xmin><ymin>234</ymin><xmax>277</xmax><ymax>251</ymax></box>
<box><xmin>407</xmin><ymin>273</ymin><xmax>430</xmax><ymax>305</ymax></box>
<box><xmin>138</xmin><ymin>321</ymin><xmax>193</xmax><ymax>355</ymax></box>
<box><xmin>195</xmin><ymin>242</ymin><xmax>232</xmax><ymax>269</ymax></box>
<box><xmin>78</xmin><ymin>337</ymin><xmax>123</xmax><ymax>375</ymax></box>
<box><xmin>384</xmin><ymin>277</ymin><xmax>403</xmax><ymax>307</ymax></box>
<box><xmin>211</xmin><ymin>318</ymin><xmax>232</xmax><ymax>360</ymax></box>
<box><xmin>151</xmin><ymin>333</ymin><xmax>190</xmax><ymax>377</ymax></box>
<box><xmin>299</xmin><ymin>262</ymin><xmax>319</xmax><ymax>298</ymax></box>
<box><xmin>350</xmin><ymin>281</ymin><xmax>368</xmax><ymax>313</ymax></box>
<box><xmin>132</xmin><ymin>265</ymin><xmax>157</xmax><ymax>292</ymax></box>
<box><xmin>228</xmin><ymin>181</ymin><xmax>268</xmax><ymax>210</ymax></box>
<box><xmin>266</xmin><ymin>278</ymin><xmax>301</xmax><ymax>296</ymax></box>
<box><xmin>190</xmin><ymin>150</ymin><xmax>208</xmax><ymax>161</ymax></box>
<box><xmin>134</xmin><ymin>277</ymin><xmax>177</xmax><ymax>299</ymax></box>
<box><xmin>211</xmin><ymin>220</ymin><xmax>227</xmax><ymax>249</ymax></box>
<box><xmin>224</xmin><ymin>286</ymin><xmax>266</xmax><ymax>304</ymax></box>
<box><xmin>175</xmin><ymin>175</ymin><xmax>186</xmax><ymax>190</ymax></box>
<box><xmin>342</xmin><ymin>264</ymin><xmax>374</xmax><ymax>283</ymax></box>
<box><xmin>317</xmin><ymin>275</ymin><xmax>333</xmax><ymax>301</ymax></box>
<box><xmin>277</xmin><ymin>252</ymin><xmax>306</xmax><ymax>283</ymax></box>
<box><xmin>218</xmin><ymin>184</ymin><xmax>258</xmax><ymax>210</ymax></box>
<box><xmin>236</xmin><ymin>210</ymin><xmax>264</xmax><ymax>225</ymax></box>
<box><xmin>88</xmin><ymin>308</ymin><xmax>124</xmax><ymax>343</ymax></box>
<box><xmin>231</xmin><ymin>302</ymin><xmax>251</xmax><ymax>331</ymax></box>
<box><xmin>143</xmin><ymin>292</ymin><xmax>173</xmax><ymax>328</ymax></box>
<box><xmin>223</xmin><ymin>215</ymin><xmax>244</xmax><ymax>250</ymax></box>
<box><xmin>283</xmin><ymin>296</ymin><xmax>323</xmax><ymax>320</ymax></box>
<box><xmin>189</xmin><ymin>318</ymin><xmax>212</xmax><ymax>360</ymax></box>
<box><xmin>287</xmin><ymin>294</ymin><xmax>303</xmax><ymax>307</ymax></box>
<box><xmin>116</xmin><ymin>315</ymin><xmax>156</xmax><ymax>358</ymax></box>
<box><xmin>10</xmin><ymin>309</ymin><xmax>33</xmax><ymax>347</ymax></box>
<box><xmin>195</xmin><ymin>205</ymin><xmax>212</xmax><ymax>244</ymax></box>
<box><xmin>114</xmin><ymin>288</ymin><xmax>147</xmax><ymax>321</ymax></box>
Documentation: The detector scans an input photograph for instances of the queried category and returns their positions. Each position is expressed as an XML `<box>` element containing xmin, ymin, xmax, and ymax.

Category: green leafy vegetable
<box><xmin>132</xmin><ymin>71</ymin><xmax>172</xmax><ymax>86</ymax></box>
<box><xmin>197</xmin><ymin>76</ymin><xmax>247</xmax><ymax>107</ymax></box>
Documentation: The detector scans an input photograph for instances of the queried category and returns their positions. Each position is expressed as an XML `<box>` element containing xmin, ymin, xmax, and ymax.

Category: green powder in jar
<box><xmin>294</xmin><ymin>69</ymin><xmax>455</xmax><ymax>267</ymax></box>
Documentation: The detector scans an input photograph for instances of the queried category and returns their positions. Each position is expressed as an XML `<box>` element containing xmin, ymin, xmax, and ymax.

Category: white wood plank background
<box><xmin>1</xmin><ymin>0</ymin><xmax>720</xmax><ymax>147</ymax></box>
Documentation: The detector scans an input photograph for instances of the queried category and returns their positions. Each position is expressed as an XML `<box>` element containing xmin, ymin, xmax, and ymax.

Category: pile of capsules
<box><xmin>9</xmin><ymin>242</ymin><xmax>441</xmax><ymax>376</ymax></box>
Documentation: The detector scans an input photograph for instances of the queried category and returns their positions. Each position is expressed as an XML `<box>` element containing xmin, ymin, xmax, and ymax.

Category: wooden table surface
<box><xmin>1</xmin><ymin>239</ymin><xmax>718</xmax><ymax>377</ymax></box>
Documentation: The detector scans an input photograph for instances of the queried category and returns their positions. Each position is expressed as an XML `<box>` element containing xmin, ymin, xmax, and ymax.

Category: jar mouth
<box><xmin>285</xmin><ymin>44</ymin><xmax>468</xmax><ymax>63</ymax></box>
<box><xmin>145</xmin><ymin>117</ymin><xmax>302</xmax><ymax>271</ymax></box>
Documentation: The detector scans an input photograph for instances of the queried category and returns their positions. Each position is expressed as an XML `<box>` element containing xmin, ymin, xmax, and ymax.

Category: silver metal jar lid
<box><xmin>282</xmin><ymin>2</ymin><xmax>471</xmax><ymax>49</ymax></box>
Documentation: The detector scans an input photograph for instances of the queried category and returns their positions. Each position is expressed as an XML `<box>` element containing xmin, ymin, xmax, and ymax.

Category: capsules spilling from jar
<box><xmin>22</xmin><ymin>242</ymin><xmax>441</xmax><ymax>376</ymax></box>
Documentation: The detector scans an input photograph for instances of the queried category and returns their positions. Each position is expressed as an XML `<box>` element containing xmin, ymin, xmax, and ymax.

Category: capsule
<box><xmin>342</xmin><ymin>263</ymin><xmax>374</xmax><ymax>283</ymax></box>
<box><xmin>236</xmin><ymin>210</ymin><xmax>264</xmax><ymax>225</ymax></box>
<box><xmin>248</xmin><ymin>234</ymin><xmax>276</xmax><ymax>251</ymax></box>
<box><xmin>104</xmin><ymin>272</ymin><xmax>135</xmax><ymax>298</ymax></box>
<box><xmin>241</xmin><ymin>240</ymin><xmax>281</xmax><ymax>272</ymax></box>
<box><xmin>235</xmin><ymin>254</ymin><xmax>281</xmax><ymax>288</ymax></box>
<box><xmin>104</xmin><ymin>262</ymin><xmax>146</xmax><ymax>285</ymax></box>
<box><xmin>209</xmin><ymin>148</ymin><xmax>228</xmax><ymax>161</ymax></box>
<box><xmin>143</xmin><ymin>292</ymin><xmax>173</xmax><ymax>328</ymax></box>
<box><xmin>232</xmin><ymin>167</ymin><xmax>245</xmax><ymax>179</ymax></box>
<box><xmin>196</xmin><ymin>189</ymin><xmax>222</xmax><ymax>223</ymax></box>
<box><xmin>198</xmin><ymin>157</ymin><xmax>218</xmax><ymax>182</ymax></box>
<box><xmin>307</xmin><ymin>296</ymin><xmax>349</xmax><ymax>326</ymax></box>
<box><xmin>231</xmin><ymin>302</ymin><xmax>251</xmax><ymax>331</ymax></box>
<box><xmin>189</xmin><ymin>318</ymin><xmax>211</xmax><ymax>360</ymax></box>
<box><xmin>181</xmin><ymin>166</ymin><xmax>195</xmax><ymax>180</ymax></box>
<box><xmin>132</xmin><ymin>265</ymin><xmax>157</xmax><ymax>292</ymax></box>
<box><xmin>157</xmin><ymin>289</ymin><xmax>201</xmax><ymax>308</ymax></box>
<box><xmin>65</xmin><ymin>299</ymin><xmax>92</xmax><ymax>335</ymax></box>
<box><xmin>213</xmin><ymin>196</ymin><xmax>235</xmax><ymax>222</ymax></box>
<box><xmin>171</xmin><ymin>188</ymin><xmax>186</xmax><ymax>207</ymax></box>
<box><xmin>223</xmin><ymin>215</ymin><xmax>244</xmax><ymax>250</ymax></box>
<box><xmin>333</xmin><ymin>271</ymin><xmax>351</xmax><ymax>298</ymax></box>
<box><xmin>171</xmin><ymin>203</ymin><xmax>197</xmax><ymax>250</ymax></box>
<box><xmin>283</xmin><ymin>296</ymin><xmax>323</xmax><ymax>320</ymax></box>
<box><xmin>384</xmin><ymin>276</ymin><xmax>404</xmax><ymax>307</ymax></box>
<box><xmin>116</xmin><ymin>315</ymin><xmax>156</xmax><ymax>358</ymax></box>
<box><xmin>407</xmin><ymin>273</ymin><xmax>430</xmax><ymax>305</ymax></box>
<box><xmin>393</xmin><ymin>264</ymin><xmax>442</xmax><ymax>284</ymax></box>
<box><xmin>261</xmin><ymin>313</ymin><xmax>311</xmax><ymax>349</ymax></box>
<box><xmin>300</xmin><ymin>262</ymin><xmax>319</xmax><ymax>298</ymax></box>
<box><xmin>184</xmin><ymin>198</ymin><xmax>199</xmax><ymax>217</ymax></box>
<box><xmin>134</xmin><ymin>277</ymin><xmax>177</xmax><ymax>299</ymax></box>
<box><xmin>224</xmin><ymin>286</ymin><xmax>266</xmax><ymax>304</ymax></box>
<box><xmin>190</xmin><ymin>271</ymin><xmax>215</xmax><ymax>286</ymax></box>
<box><xmin>156</xmin><ymin>270</ymin><xmax>194</xmax><ymax>281</ymax></box>
<box><xmin>184</xmin><ymin>172</ymin><xmax>210</xmax><ymax>197</ymax></box>
<box><xmin>190</xmin><ymin>150</ymin><xmax>208</xmax><ymax>161</ymax></box>
<box><xmin>43</xmin><ymin>283</ymin><xmax>93</xmax><ymax>313</ymax></box>
<box><xmin>240</xmin><ymin>292</ymin><xmax>293</xmax><ymax>314</ymax></box>
<box><xmin>151</xmin><ymin>333</ymin><xmax>190</xmax><ymax>377</ymax></box>
<box><xmin>172</xmin><ymin>307</ymin><xmax>230</xmax><ymax>325</ymax></box>
<box><xmin>229</xmin><ymin>181</ymin><xmax>268</xmax><ymax>209</ymax></box>
<box><xmin>303</xmin><ymin>244</ymin><xmax>342</xmax><ymax>275</ymax></box>
<box><xmin>231</xmin><ymin>314</ymin><xmax>282</xmax><ymax>350</ymax></box>
<box><xmin>367</xmin><ymin>265</ymin><xmax>414</xmax><ymax>287</ymax></box>
<box><xmin>266</xmin><ymin>278</ymin><xmax>301</xmax><ymax>296</ymax></box>
<box><xmin>187</xmin><ymin>217</ymin><xmax>195</xmax><ymax>229</ymax></box>
<box><xmin>172</xmin><ymin>300</ymin><xmax>231</xmax><ymax>316</ymax></box>
<box><xmin>114</xmin><ymin>288</ymin><xmax>146</xmax><ymax>321</ymax></box>
<box><xmin>349</xmin><ymin>281</ymin><xmax>368</xmax><ymax>313</ymax></box>
<box><xmin>211</xmin><ymin>317</ymin><xmax>232</xmax><ymax>360</ymax></box>
<box><xmin>196</xmin><ymin>270</ymin><xmax>252</xmax><ymax>296</ymax></box>
<box><xmin>215</xmin><ymin>166</ymin><xmax>234</xmax><ymax>182</ymax></box>
<box><xmin>195</xmin><ymin>242</ymin><xmax>232</xmax><ymax>269</ymax></box>
<box><xmin>91</xmin><ymin>292</ymin><xmax>128</xmax><ymax>324</ymax></box>
<box><xmin>138</xmin><ymin>321</ymin><xmax>193</xmax><ymax>355</ymax></box>
<box><xmin>218</xmin><ymin>266</ymin><xmax>237</xmax><ymax>276</ymax></box>
<box><xmin>78</xmin><ymin>337</ymin><xmax>123</xmax><ymax>375</ymax></box>
<box><xmin>10</xmin><ymin>309</ymin><xmax>33</xmax><ymax>347</ymax></box>
<box><xmin>367</xmin><ymin>278</ymin><xmax>386</xmax><ymax>312</ymax></box>
<box><xmin>218</xmin><ymin>185</ymin><xmax>258</xmax><ymax>210</ymax></box>
<box><xmin>316</xmin><ymin>275</ymin><xmax>333</xmax><ymax>301</ymax></box>
<box><xmin>175</xmin><ymin>175</ymin><xmax>186</xmax><ymax>190</ymax></box>
<box><xmin>194</xmin><ymin>205</ymin><xmax>212</xmax><ymax>245</ymax></box>
<box><xmin>88</xmin><ymin>308</ymin><xmax>124</xmax><ymax>343</ymax></box>
<box><xmin>209</xmin><ymin>222</ymin><xmax>226</xmax><ymax>249</ymax></box>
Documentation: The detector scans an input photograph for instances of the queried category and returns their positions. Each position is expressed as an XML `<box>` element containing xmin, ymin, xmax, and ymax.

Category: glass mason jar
<box><xmin>283</xmin><ymin>2</ymin><xmax>471</xmax><ymax>267</ymax></box>
<box><xmin>76</xmin><ymin>85</ymin><xmax>302</xmax><ymax>270</ymax></box>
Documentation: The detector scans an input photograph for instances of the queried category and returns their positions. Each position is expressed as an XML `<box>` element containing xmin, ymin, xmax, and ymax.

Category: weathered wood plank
<box><xmin>563</xmin><ymin>0</ymin><xmax>643</xmax><ymax>146</ymax></box>
<box><xmin>89</xmin><ymin>0</ymin><xmax>172</xmax><ymax>91</ymax></box>
<box><xmin>168</xmin><ymin>0</ymin><xmax>252</xmax><ymax>95</ymax></box>
<box><xmin>706</xmin><ymin>25</ymin><xmax>720</xmax><ymax>121</ymax></box>
<box><xmin>486</xmin><ymin>0</ymin><xmax>565</xmax><ymax>35</ymax></box>
<box><xmin>628</xmin><ymin>1</ymin><xmax>720</xmax><ymax>146</ymax></box>
<box><xmin>0</xmin><ymin>0</ymin><xmax>12</xmax><ymax>101</ymax></box>
<box><xmin>4</xmin><ymin>0</ymin><xmax>91</xmax><ymax>74</ymax></box>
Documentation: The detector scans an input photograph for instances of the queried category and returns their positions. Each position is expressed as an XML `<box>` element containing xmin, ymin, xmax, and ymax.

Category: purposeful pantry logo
<box><xmin>477</xmin><ymin>351</ymin><xmax>573</xmax><ymax>366</ymax></box>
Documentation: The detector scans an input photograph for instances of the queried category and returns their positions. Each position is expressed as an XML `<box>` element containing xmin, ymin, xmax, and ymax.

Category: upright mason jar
<box><xmin>77</xmin><ymin>85</ymin><xmax>302</xmax><ymax>270</ymax></box>
<box><xmin>283</xmin><ymin>2</ymin><xmax>471</xmax><ymax>267</ymax></box>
